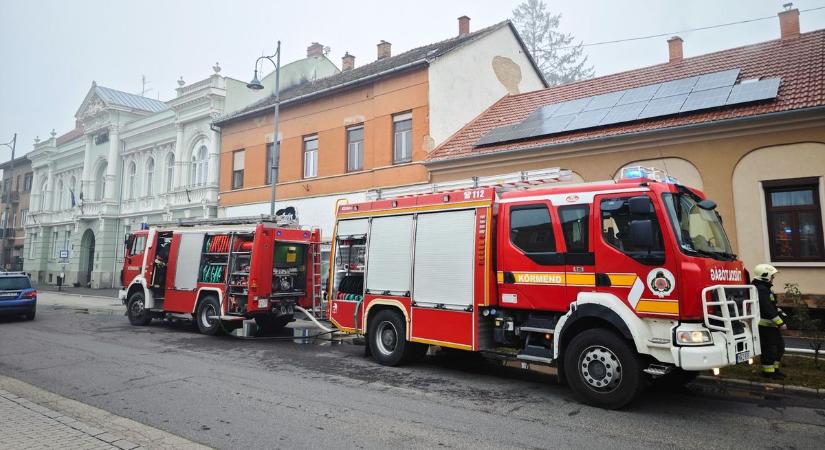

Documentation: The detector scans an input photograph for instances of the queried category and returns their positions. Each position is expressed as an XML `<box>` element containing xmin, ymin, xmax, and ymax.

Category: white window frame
<box><xmin>347</xmin><ymin>125</ymin><xmax>364</xmax><ymax>172</ymax></box>
<box><xmin>52</xmin><ymin>231</ymin><xmax>59</xmax><ymax>259</ymax></box>
<box><xmin>127</xmin><ymin>162</ymin><xmax>137</xmax><ymax>199</ymax></box>
<box><xmin>145</xmin><ymin>157</ymin><xmax>155</xmax><ymax>196</ymax></box>
<box><xmin>303</xmin><ymin>135</ymin><xmax>318</xmax><ymax>179</ymax></box>
<box><xmin>393</xmin><ymin>112</ymin><xmax>412</xmax><ymax>164</ymax></box>
<box><xmin>166</xmin><ymin>153</ymin><xmax>175</xmax><ymax>192</ymax></box>
<box><xmin>29</xmin><ymin>232</ymin><xmax>36</xmax><ymax>259</ymax></box>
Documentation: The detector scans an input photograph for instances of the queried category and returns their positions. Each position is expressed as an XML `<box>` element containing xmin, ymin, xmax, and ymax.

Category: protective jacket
<box><xmin>754</xmin><ymin>279</ymin><xmax>784</xmax><ymax>328</ymax></box>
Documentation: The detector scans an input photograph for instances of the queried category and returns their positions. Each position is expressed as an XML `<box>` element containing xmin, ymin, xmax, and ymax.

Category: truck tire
<box><xmin>127</xmin><ymin>291</ymin><xmax>152</xmax><ymax>326</ymax></box>
<box><xmin>563</xmin><ymin>328</ymin><xmax>644</xmax><ymax>409</ymax></box>
<box><xmin>196</xmin><ymin>296</ymin><xmax>223</xmax><ymax>336</ymax></box>
<box><xmin>367</xmin><ymin>309</ymin><xmax>425</xmax><ymax>366</ymax></box>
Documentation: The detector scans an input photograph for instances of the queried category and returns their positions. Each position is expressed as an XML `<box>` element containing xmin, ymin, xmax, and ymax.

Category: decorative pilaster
<box><xmin>80</xmin><ymin>134</ymin><xmax>94</xmax><ymax>198</ymax></box>
<box><xmin>104</xmin><ymin>126</ymin><xmax>120</xmax><ymax>202</ymax></box>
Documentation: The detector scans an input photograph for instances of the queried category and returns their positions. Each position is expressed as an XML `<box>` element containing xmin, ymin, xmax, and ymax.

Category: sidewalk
<box><xmin>0</xmin><ymin>375</ymin><xmax>208</xmax><ymax>449</ymax></box>
<box><xmin>34</xmin><ymin>284</ymin><xmax>119</xmax><ymax>299</ymax></box>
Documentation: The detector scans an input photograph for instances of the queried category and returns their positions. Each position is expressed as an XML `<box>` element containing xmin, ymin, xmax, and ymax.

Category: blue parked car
<box><xmin>0</xmin><ymin>272</ymin><xmax>37</xmax><ymax>320</ymax></box>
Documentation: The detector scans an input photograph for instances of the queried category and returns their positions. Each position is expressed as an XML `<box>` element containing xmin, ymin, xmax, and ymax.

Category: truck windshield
<box><xmin>662</xmin><ymin>193</ymin><xmax>735</xmax><ymax>260</ymax></box>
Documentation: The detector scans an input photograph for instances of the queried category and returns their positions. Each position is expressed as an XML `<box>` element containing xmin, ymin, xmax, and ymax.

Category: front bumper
<box><xmin>118</xmin><ymin>289</ymin><xmax>127</xmax><ymax>304</ymax></box>
<box><xmin>676</xmin><ymin>326</ymin><xmax>758</xmax><ymax>371</ymax></box>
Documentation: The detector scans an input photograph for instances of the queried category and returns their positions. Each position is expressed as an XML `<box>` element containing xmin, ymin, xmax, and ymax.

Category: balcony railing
<box><xmin>1</xmin><ymin>191</ymin><xmax>20</xmax><ymax>204</ymax></box>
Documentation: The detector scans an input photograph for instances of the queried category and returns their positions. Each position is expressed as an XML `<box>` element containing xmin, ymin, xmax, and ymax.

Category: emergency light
<box><xmin>618</xmin><ymin>166</ymin><xmax>679</xmax><ymax>184</ymax></box>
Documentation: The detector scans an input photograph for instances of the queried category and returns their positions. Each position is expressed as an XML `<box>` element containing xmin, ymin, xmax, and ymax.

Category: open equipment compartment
<box><xmin>333</xmin><ymin>218</ymin><xmax>367</xmax><ymax>302</ymax></box>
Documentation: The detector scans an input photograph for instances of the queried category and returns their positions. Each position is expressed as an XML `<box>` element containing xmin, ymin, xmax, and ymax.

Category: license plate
<box><xmin>257</xmin><ymin>299</ymin><xmax>268</xmax><ymax>309</ymax></box>
<box><xmin>735</xmin><ymin>351</ymin><xmax>750</xmax><ymax>364</ymax></box>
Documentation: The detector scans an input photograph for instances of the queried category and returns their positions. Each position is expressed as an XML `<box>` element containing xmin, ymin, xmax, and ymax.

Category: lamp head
<box><xmin>246</xmin><ymin>69</ymin><xmax>264</xmax><ymax>90</ymax></box>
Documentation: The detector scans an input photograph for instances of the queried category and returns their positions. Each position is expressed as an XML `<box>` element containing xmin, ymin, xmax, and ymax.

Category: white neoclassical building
<box><xmin>25</xmin><ymin>67</ymin><xmax>239</xmax><ymax>287</ymax></box>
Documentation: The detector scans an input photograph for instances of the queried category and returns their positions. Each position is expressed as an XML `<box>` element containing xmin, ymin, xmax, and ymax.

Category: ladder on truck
<box><xmin>366</xmin><ymin>167</ymin><xmax>573</xmax><ymax>200</ymax></box>
<box><xmin>310</xmin><ymin>239</ymin><xmax>326</xmax><ymax>319</ymax></box>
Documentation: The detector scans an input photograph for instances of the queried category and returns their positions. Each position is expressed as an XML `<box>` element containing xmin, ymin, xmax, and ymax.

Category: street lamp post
<box><xmin>246</xmin><ymin>41</ymin><xmax>281</xmax><ymax>217</ymax></box>
<box><xmin>1</xmin><ymin>133</ymin><xmax>17</xmax><ymax>269</ymax></box>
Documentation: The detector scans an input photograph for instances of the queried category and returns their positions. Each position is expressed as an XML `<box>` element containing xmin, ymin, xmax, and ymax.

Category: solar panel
<box><xmin>524</xmin><ymin>104</ymin><xmax>561</xmax><ymax>122</ymax></box>
<box><xmin>600</xmin><ymin>102</ymin><xmax>647</xmax><ymax>126</ymax></box>
<box><xmin>638</xmin><ymin>94</ymin><xmax>689</xmax><ymax>119</ymax></box>
<box><xmin>680</xmin><ymin>86</ymin><xmax>733</xmax><ymax>113</ymax></box>
<box><xmin>654</xmin><ymin>77</ymin><xmax>699</xmax><ymax>98</ymax></box>
<box><xmin>582</xmin><ymin>90</ymin><xmax>626</xmax><ymax>111</ymax></box>
<box><xmin>553</xmin><ymin>98</ymin><xmax>592</xmax><ymax>116</ymax></box>
<box><xmin>565</xmin><ymin>109</ymin><xmax>610</xmax><ymax>131</ymax></box>
<box><xmin>519</xmin><ymin>115</ymin><xmax>576</xmax><ymax>137</ymax></box>
<box><xmin>694</xmin><ymin>69</ymin><xmax>740</xmax><ymax>91</ymax></box>
<box><xmin>616</xmin><ymin>84</ymin><xmax>661</xmax><ymax>105</ymax></box>
<box><xmin>726</xmin><ymin>78</ymin><xmax>781</xmax><ymax>105</ymax></box>
<box><xmin>476</xmin><ymin>124</ymin><xmax>519</xmax><ymax>146</ymax></box>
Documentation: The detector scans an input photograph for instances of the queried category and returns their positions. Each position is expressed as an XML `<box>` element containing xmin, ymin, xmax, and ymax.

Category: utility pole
<box><xmin>0</xmin><ymin>133</ymin><xmax>16</xmax><ymax>270</ymax></box>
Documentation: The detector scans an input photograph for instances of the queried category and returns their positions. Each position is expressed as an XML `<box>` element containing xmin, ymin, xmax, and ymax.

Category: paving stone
<box><xmin>94</xmin><ymin>432</ymin><xmax>123</xmax><ymax>444</ymax></box>
<box><xmin>112</xmin><ymin>439</ymin><xmax>140</xmax><ymax>450</ymax></box>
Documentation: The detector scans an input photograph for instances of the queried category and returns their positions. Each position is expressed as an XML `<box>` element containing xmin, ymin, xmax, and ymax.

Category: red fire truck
<box><xmin>120</xmin><ymin>217</ymin><xmax>322</xmax><ymax>336</ymax></box>
<box><xmin>328</xmin><ymin>168</ymin><xmax>760</xmax><ymax>408</ymax></box>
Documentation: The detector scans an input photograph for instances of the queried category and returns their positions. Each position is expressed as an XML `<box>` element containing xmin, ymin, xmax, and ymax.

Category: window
<box><xmin>393</xmin><ymin>112</ymin><xmax>412</xmax><ymax>164</ymax></box>
<box><xmin>0</xmin><ymin>211</ymin><xmax>6</xmax><ymax>229</ymax></box>
<box><xmin>9</xmin><ymin>210</ymin><xmax>15</xmax><ymax>230</ymax></box>
<box><xmin>127</xmin><ymin>162</ymin><xmax>137</xmax><ymax>199</ymax></box>
<box><xmin>15</xmin><ymin>175</ymin><xmax>20</xmax><ymax>192</ymax></box>
<box><xmin>23</xmin><ymin>173</ymin><xmax>32</xmax><ymax>192</ymax></box>
<box><xmin>95</xmin><ymin>163</ymin><xmax>107</xmax><ymax>200</ymax></box>
<box><xmin>52</xmin><ymin>231</ymin><xmax>58</xmax><ymax>258</ymax></box>
<box><xmin>131</xmin><ymin>235</ymin><xmax>146</xmax><ymax>256</ymax></box>
<box><xmin>63</xmin><ymin>231</ymin><xmax>71</xmax><ymax>255</ymax></box>
<box><xmin>191</xmin><ymin>145</ymin><xmax>208</xmax><ymax>186</ymax></box>
<box><xmin>601</xmin><ymin>196</ymin><xmax>665</xmax><ymax>265</ymax></box>
<box><xmin>29</xmin><ymin>232</ymin><xmax>36</xmax><ymax>258</ymax></box>
<box><xmin>39</xmin><ymin>180</ymin><xmax>48</xmax><ymax>209</ymax></box>
<box><xmin>763</xmin><ymin>178</ymin><xmax>824</xmax><ymax>261</ymax></box>
<box><xmin>265</xmin><ymin>143</ymin><xmax>274</xmax><ymax>185</ymax></box>
<box><xmin>232</xmin><ymin>150</ymin><xmax>245</xmax><ymax>189</ymax></box>
<box><xmin>56</xmin><ymin>180</ymin><xmax>64</xmax><ymax>210</ymax></box>
<box><xmin>510</xmin><ymin>205</ymin><xmax>556</xmax><ymax>253</ymax></box>
<box><xmin>69</xmin><ymin>177</ymin><xmax>76</xmax><ymax>207</ymax></box>
<box><xmin>166</xmin><ymin>153</ymin><xmax>175</xmax><ymax>192</ymax></box>
<box><xmin>20</xmin><ymin>209</ymin><xmax>27</xmax><ymax>228</ymax></box>
<box><xmin>559</xmin><ymin>205</ymin><xmax>590</xmax><ymax>253</ymax></box>
<box><xmin>303</xmin><ymin>136</ymin><xmax>318</xmax><ymax>179</ymax></box>
<box><xmin>347</xmin><ymin>126</ymin><xmax>364</xmax><ymax>172</ymax></box>
<box><xmin>145</xmin><ymin>157</ymin><xmax>154</xmax><ymax>196</ymax></box>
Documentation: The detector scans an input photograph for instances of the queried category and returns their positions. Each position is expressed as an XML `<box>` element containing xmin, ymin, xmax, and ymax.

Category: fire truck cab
<box><xmin>120</xmin><ymin>218</ymin><xmax>322</xmax><ymax>336</ymax></box>
<box><xmin>328</xmin><ymin>168</ymin><xmax>760</xmax><ymax>408</ymax></box>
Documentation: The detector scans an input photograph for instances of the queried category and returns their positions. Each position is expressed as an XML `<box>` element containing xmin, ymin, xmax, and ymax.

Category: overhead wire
<box><xmin>557</xmin><ymin>6</ymin><xmax>825</xmax><ymax>50</ymax></box>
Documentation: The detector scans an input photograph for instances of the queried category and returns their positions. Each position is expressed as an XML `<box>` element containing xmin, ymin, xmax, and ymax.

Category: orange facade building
<box><xmin>214</xmin><ymin>17</ymin><xmax>546</xmax><ymax>239</ymax></box>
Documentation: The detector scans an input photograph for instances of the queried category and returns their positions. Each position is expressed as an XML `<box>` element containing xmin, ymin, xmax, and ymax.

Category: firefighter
<box><xmin>752</xmin><ymin>263</ymin><xmax>786</xmax><ymax>379</ymax></box>
<box><xmin>152</xmin><ymin>238</ymin><xmax>171</xmax><ymax>289</ymax></box>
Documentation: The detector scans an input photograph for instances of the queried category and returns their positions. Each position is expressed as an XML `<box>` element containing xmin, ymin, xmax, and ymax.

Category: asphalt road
<box><xmin>1</xmin><ymin>299</ymin><xmax>824</xmax><ymax>449</ymax></box>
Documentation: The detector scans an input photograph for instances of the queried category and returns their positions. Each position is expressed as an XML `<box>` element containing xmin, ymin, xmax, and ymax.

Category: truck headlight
<box><xmin>676</xmin><ymin>330</ymin><xmax>712</xmax><ymax>345</ymax></box>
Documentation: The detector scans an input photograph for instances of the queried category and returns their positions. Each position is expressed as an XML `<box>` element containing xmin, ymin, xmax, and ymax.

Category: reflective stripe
<box><xmin>759</xmin><ymin>319</ymin><xmax>778</xmax><ymax>327</ymax></box>
<box><xmin>761</xmin><ymin>365</ymin><xmax>775</xmax><ymax>373</ymax></box>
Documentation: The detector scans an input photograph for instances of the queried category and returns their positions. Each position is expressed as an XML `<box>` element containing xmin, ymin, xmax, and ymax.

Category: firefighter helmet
<box><xmin>753</xmin><ymin>263</ymin><xmax>778</xmax><ymax>282</ymax></box>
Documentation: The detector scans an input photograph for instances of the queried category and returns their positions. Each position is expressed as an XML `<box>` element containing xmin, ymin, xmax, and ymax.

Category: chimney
<box><xmin>458</xmin><ymin>15</ymin><xmax>471</xmax><ymax>36</ymax></box>
<box><xmin>342</xmin><ymin>52</ymin><xmax>355</xmax><ymax>71</ymax></box>
<box><xmin>778</xmin><ymin>5</ymin><xmax>800</xmax><ymax>40</ymax></box>
<box><xmin>667</xmin><ymin>36</ymin><xmax>683</xmax><ymax>63</ymax></box>
<box><xmin>377</xmin><ymin>40</ymin><xmax>391</xmax><ymax>60</ymax></box>
<box><xmin>307</xmin><ymin>42</ymin><xmax>324</xmax><ymax>58</ymax></box>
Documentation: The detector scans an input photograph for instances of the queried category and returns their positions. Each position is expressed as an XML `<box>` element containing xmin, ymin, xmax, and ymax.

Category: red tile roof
<box><xmin>428</xmin><ymin>30</ymin><xmax>825</xmax><ymax>162</ymax></box>
<box><xmin>56</xmin><ymin>126</ymin><xmax>84</xmax><ymax>146</ymax></box>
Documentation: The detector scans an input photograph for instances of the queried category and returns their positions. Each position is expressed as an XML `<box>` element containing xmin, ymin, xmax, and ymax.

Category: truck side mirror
<box><xmin>698</xmin><ymin>199</ymin><xmax>717</xmax><ymax>210</ymax></box>
<box><xmin>629</xmin><ymin>219</ymin><xmax>655</xmax><ymax>249</ymax></box>
<box><xmin>628</xmin><ymin>196</ymin><xmax>654</xmax><ymax>215</ymax></box>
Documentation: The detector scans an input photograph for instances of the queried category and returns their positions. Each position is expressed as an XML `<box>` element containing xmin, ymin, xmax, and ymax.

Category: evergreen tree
<box><xmin>512</xmin><ymin>0</ymin><xmax>594</xmax><ymax>86</ymax></box>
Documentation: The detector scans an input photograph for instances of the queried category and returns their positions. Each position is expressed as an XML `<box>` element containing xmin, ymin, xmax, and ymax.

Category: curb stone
<box><xmin>695</xmin><ymin>375</ymin><xmax>824</xmax><ymax>399</ymax></box>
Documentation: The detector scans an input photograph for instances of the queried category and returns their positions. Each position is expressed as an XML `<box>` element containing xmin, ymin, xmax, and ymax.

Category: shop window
<box><xmin>764</xmin><ymin>178</ymin><xmax>824</xmax><ymax>261</ymax></box>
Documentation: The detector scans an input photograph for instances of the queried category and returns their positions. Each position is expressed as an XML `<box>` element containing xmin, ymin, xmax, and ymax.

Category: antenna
<box><xmin>140</xmin><ymin>75</ymin><xmax>153</xmax><ymax>96</ymax></box>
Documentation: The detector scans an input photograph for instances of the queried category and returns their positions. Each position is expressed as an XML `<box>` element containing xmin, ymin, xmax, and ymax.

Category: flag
<box><xmin>70</xmin><ymin>189</ymin><xmax>76</xmax><ymax>207</ymax></box>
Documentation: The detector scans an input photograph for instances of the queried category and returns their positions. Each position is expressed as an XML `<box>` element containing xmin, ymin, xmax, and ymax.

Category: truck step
<box><xmin>207</xmin><ymin>315</ymin><xmax>247</xmax><ymax>321</ymax></box>
<box><xmin>516</xmin><ymin>354</ymin><xmax>554</xmax><ymax>364</ymax></box>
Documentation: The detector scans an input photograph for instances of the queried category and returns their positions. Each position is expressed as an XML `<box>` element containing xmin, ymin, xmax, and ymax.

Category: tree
<box><xmin>512</xmin><ymin>0</ymin><xmax>594</xmax><ymax>86</ymax></box>
<box><xmin>786</xmin><ymin>283</ymin><xmax>824</xmax><ymax>367</ymax></box>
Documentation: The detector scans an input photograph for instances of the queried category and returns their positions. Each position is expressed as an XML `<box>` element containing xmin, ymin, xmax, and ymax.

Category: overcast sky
<box><xmin>1</xmin><ymin>0</ymin><xmax>824</xmax><ymax>158</ymax></box>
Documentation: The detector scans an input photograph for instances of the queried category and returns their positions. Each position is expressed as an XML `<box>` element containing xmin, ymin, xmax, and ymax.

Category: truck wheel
<box><xmin>196</xmin><ymin>296</ymin><xmax>223</xmax><ymax>336</ymax></box>
<box><xmin>127</xmin><ymin>291</ymin><xmax>152</xmax><ymax>326</ymax></box>
<box><xmin>563</xmin><ymin>328</ymin><xmax>644</xmax><ymax>409</ymax></box>
<box><xmin>367</xmin><ymin>309</ymin><xmax>424</xmax><ymax>366</ymax></box>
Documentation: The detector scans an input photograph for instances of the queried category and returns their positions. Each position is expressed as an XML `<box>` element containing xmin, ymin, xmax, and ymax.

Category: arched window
<box><xmin>127</xmin><ymin>161</ymin><xmax>137</xmax><ymax>199</ymax></box>
<box><xmin>145</xmin><ymin>157</ymin><xmax>155</xmax><ymax>196</ymax></box>
<box><xmin>56</xmin><ymin>180</ymin><xmax>64</xmax><ymax>210</ymax></box>
<box><xmin>95</xmin><ymin>163</ymin><xmax>108</xmax><ymax>200</ymax></box>
<box><xmin>39</xmin><ymin>180</ymin><xmax>48</xmax><ymax>210</ymax></box>
<box><xmin>69</xmin><ymin>176</ymin><xmax>76</xmax><ymax>207</ymax></box>
<box><xmin>191</xmin><ymin>145</ymin><xmax>208</xmax><ymax>187</ymax></box>
<box><xmin>166</xmin><ymin>153</ymin><xmax>175</xmax><ymax>192</ymax></box>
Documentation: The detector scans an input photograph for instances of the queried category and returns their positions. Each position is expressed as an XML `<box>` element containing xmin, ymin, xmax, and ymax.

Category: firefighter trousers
<box><xmin>759</xmin><ymin>326</ymin><xmax>785</xmax><ymax>370</ymax></box>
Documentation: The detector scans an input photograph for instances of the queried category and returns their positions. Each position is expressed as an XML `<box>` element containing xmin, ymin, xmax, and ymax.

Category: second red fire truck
<box><xmin>120</xmin><ymin>217</ymin><xmax>322</xmax><ymax>335</ymax></box>
<box><xmin>327</xmin><ymin>168</ymin><xmax>761</xmax><ymax>409</ymax></box>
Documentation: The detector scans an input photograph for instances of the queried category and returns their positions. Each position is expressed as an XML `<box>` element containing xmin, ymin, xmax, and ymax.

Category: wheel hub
<box><xmin>376</xmin><ymin>321</ymin><xmax>398</xmax><ymax>356</ymax></box>
<box><xmin>130</xmin><ymin>299</ymin><xmax>144</xmax><ymax>316</ymax></box>
<box><xmin>201</xmin><ymin>304</ymin><xmax>217</xmax><ymax>328</ymax></box>
<box><xmin>579</xmin><ymin>345</ymin><xmax>622</xmax><ymax>392</ymax></box>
